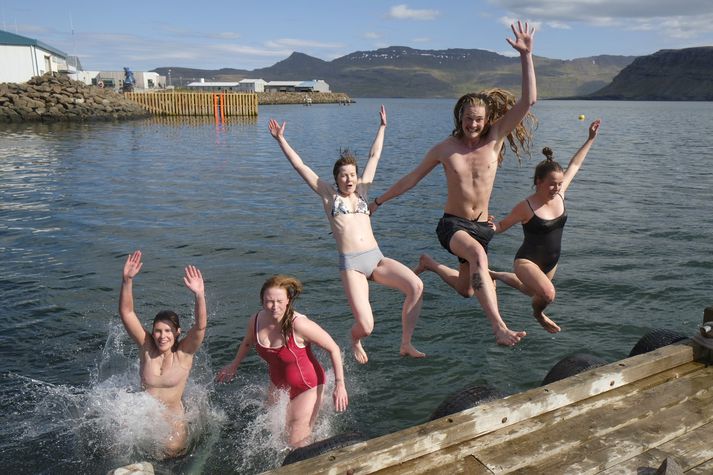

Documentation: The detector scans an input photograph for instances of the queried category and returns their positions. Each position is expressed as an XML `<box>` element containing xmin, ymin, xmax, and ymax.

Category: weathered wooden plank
<box><xmin>496</xmin><ymin>367</ymin><xmax>713</xmax><ymax>474</ymax></box>
<box><xmin>265</xmin><ymin>344</ymin><xmax>694</xmax><ymax>475</ymax></box>
<box><xmin>372</xmin><ymin>361</ymin><xmax>705</xmax><ymax>475</ymax></box>
<box><xmin>599</xmin><ymin>421</ymin><xmax>713</xmax><ymax>474</ymax></box>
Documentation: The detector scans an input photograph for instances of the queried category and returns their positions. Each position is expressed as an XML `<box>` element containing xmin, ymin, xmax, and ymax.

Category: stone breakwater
<box><xmin>256</xmin><ymin>92</ymin><xmax>353</xmax><ymax>105</ymax></box>
<box><xmin>0</xmin><ymin>74</ymin><xmax>150</xmax><ymax>123</ymax></box>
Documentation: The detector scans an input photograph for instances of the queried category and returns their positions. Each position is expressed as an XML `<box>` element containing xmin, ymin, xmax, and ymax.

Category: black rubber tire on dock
<box><xmin>429</xmin><ymin>384</ymin><xmax>508</xmax><ymax>421</ymax></box>
<box><xmin>628</xmin><ymin>328</ymin><xmax>688</xmax><ymax>357</ymax></box>
<box><xmin>541</xmin><ymin>353</ymin><xmax>608</xmax><ymax>385</ymax></box>
<box><xmin>281</xmin><ymin>432</ymin><xmax>366</xmax><ymax>466</ymax></box>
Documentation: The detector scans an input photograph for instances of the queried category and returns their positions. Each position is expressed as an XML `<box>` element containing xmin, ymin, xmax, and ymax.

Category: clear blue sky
<box><xmin>2</xmin><ymin>0</ymin><xmax>712</xmax><ymax>71</ymax></box>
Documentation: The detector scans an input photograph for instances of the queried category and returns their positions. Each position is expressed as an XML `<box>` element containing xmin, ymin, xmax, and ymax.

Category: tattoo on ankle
<box><xmin>471</xmin><ymin>273</ymin><xmax>483</xmax><ymax>291</ymax></box>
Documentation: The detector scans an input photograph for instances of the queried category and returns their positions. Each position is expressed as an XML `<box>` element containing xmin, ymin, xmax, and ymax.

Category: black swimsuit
<box><xmin>514</xmin><ymin>194</ymin><xmax>567</xmax><ymax>274</ymax></box>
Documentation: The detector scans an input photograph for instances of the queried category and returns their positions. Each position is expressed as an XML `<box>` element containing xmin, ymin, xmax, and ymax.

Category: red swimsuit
<box><xmin>255</xmin><ymin>312</ymin><xmax>326</xmax><ymax>399</ymax></box>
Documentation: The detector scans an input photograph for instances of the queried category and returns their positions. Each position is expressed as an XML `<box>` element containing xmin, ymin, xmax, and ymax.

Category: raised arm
<box><xmin>119</xmin><ymin>250</ymin><xmax>149</xmax><ymax>347</ymax></box>
<box><xmin>177</xmin><ymin>265</ymin><xmax>207</xmax><ymax>355</ymax></box>
<box><xmin>561</xmin><ymin>119</ymin><xmax>601</xmax><ymax>195</ymax></box>
<box><xmin>268</xmin><ymin>119</ymin><xmax>332</xmax><ymax>198</ymax></box>
<box><xmin>490</xmin><ymin>21</ymin><xmax>537</xmax><ymax>140</ymax></box>
<box><xmin>295</xmin><ymin>318</ymin><xmax>348</xmax><ymax>412</ymax></box>
<box><xmin>369</xmin><ymin>142</ymin><xmax>441</xmax><ymax>214</ymax></box>
<box><xmin>360</xmin><ymin>105</ymin><xmax>387</xmax><ymax>186</ymax></box>
<box><xmin>215</xmin><ymin>313</ymin><xmax>257</xmax><ymax>383</ymax></box>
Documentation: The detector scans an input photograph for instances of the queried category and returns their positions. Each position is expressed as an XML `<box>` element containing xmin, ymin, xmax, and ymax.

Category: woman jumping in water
<box><xmin>118</xmin><ymin>250</ymin><xmax>207</xmax><ymax>457</ymax></box>
<box><xmin>490</xmin><ymin>119</ymin><xmax>601</xmax><ymax>332</ymax></box>
<box><xmin>215</xmin><ymin>275</ymin><xmax>348</xmax><ymax>448</ymax></box>
<box><xmin>268</xmin><ymin>105</ymin><xmax>425</xmax><ymax>364</ymax></box>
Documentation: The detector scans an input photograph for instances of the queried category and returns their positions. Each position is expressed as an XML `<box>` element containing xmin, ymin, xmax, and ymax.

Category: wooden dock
<box><xmin>124</xmin><ymin>91</ymin><xmax>258</xmax><ymax>117</ymax></box>
<box><xmin>267</xmin><ymin>331</ymin><xmax>713</xmax><ymax>474</ymax></box>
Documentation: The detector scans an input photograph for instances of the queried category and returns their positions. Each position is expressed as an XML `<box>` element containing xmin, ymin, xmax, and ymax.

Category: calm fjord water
<box><xmin>1</xmin><ymin>98</ymin><xmax>712</xmax><ymax>473</ymax></box>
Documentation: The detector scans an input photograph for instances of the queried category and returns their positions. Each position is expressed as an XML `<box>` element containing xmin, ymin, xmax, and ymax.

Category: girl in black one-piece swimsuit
<box><xmin>490</xmin><ymin>119</ymin><xmax>601</xmax><ymax>333</ymax></box>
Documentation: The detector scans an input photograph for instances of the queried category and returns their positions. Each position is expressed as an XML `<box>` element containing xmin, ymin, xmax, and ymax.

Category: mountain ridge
<box><xmin>152</xmin><ymin>46</ymin><xmax>654</xmax><ymax>98</ymax></box>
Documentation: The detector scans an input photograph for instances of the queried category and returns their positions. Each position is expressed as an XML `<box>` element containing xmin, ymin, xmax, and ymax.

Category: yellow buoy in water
<box><xmin>578</xmin><ymin>114</ymin><xmax>586</xmax><ymax>121</ymax></box>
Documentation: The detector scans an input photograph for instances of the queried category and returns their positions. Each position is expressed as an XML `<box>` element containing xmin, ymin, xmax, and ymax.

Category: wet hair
<box><xmin>332</xmin><ymin>148</ymin><xmax>358</xmax><ymax>182</ymax></box>
<box><xmin>533</xmin><ymin>147</ymin><xmax>563</xmax><ymax>186</ymax></box>
<box><xmin>260</xmin><ymin>275</ymin><xmax>304</xmax><ymax>339</ymax></box>
<box><xmin>152</xmin><ymin>310</ymin><xmax>181</xmax><ymax>351</ymax></box>
<box><xmin>451</xmin><ymin>89</ymin><xmax>538</xmax><ymax>165</ymax></box>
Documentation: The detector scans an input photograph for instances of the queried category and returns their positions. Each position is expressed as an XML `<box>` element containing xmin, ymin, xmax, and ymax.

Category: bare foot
<box><xmin>494</xmin><ymin>327</ymin><xmax>526</xmax><ymax>347</ymax></box>
<box><xmin>534</xmin><ymin>310</ymin><xmax>561</xmax><ymax>333</ymax></box>
<box><xmin>399</xmin><ymin>342</ymin><xmax>426</xmax><ymax>358</ymax></box>
<box><xmin>352</xmin><ymin>338</ymin><xmax>369</xmax><ymax>364</ymax></box>
<box><xmin>413</xmin><ymin>254</ymin><xmax>436</xmax><ymax>275</ymax></box>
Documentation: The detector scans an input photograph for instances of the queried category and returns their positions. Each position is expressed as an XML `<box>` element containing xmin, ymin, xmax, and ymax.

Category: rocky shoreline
<box><xmin>0</xmin><ymin>75</ymin><xmax>150</xmax><ymax>123</ymax></box>
<box><xmin>256</xmin><ymin>91</ymin><xmax>353</xmax><ymax>105</ymax></box>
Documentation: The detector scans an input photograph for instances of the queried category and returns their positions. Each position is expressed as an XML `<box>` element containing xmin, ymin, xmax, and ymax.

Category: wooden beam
<box><xmin>265</xmin><ymin>344</ymin><xmax>694</xmax><ymax>475</ymax></box>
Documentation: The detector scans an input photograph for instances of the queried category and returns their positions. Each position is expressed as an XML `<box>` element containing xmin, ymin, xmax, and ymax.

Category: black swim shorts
<box><xmin>436</xmin><ymin>213</ymin><xmax>495</xmax><ymax>263</ymax></box>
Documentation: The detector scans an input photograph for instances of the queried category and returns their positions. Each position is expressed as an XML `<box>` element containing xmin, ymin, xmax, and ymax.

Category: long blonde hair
<box><xmin>452</xmin><ymin>89</ymin><xmax>538</xmax><ymax>165</ymax></box>
<box><xmin>260</xmin><ymin>275</ymin><xmax>304</xmax><ymax>338</ymax></box>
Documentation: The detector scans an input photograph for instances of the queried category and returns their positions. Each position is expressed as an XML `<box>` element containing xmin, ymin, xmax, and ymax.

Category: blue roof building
<box><xmin>0</xmin><ymin>29</ymin><xmax>69</xmax><ymax>83</ymax></box>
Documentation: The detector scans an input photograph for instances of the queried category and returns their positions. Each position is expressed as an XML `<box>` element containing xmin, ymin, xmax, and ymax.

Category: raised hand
<box><xmin>379</xmin><ymin>104</ymin><xmax>387</xmax><ymax>127</ymax></box>
<box><xmin>506</xmin><ymin>20</ymin><xmax>535</xmax><ymax>55</ymax></box>
<box><xmin>183</xmin><ymin>265</ymin><xmax>204</xmax><ymax>296</ymax></box>
<box><xmin>268</xmin><ymin>119</ymin><xmax>286</xmax><ymax>140</ymax></box>
<box><xmin>588</xmin><ymin>119</ymin><xmax>601</xmax><ymax>140</ymax></box>
<box><xmin>123</xmin><ymin>250</ymin><xmax>143</xmax><ymax>280</ymax></box>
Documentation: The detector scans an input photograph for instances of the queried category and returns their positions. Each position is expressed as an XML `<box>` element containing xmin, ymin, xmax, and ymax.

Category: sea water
<box><xmin>1</xmin><ymin>99</ymin><xmax>712</xmax><ymax>473</ymax></box>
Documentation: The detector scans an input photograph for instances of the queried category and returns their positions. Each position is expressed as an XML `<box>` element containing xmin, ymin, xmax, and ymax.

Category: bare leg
<box><xmin>514</xmin><ymin>260</ymin><xmax>561</xmax><ymax>333</ymax></box>
<box><xmin>414</xmin><ymin>253</ymin><xmax>474</xmax><ymax>298</ymax></box>
<box><xmin>161</xmin><ymin>406</ymin><xmax>188</xmax><ymax>458</ymax></box>
<box><xmin>341</xmin><ymin>270</ymin><xmax>374</xmax><ymax>364</ymax></box>
<box><xmin>372</xmin><ymin>257</ymin><xmax>425</xmax><ymax>358</ymax></box>
<box><xmin>489</xmin><ymin>270</ymin><xmax>532</xmax><ymax>295</ymax></box>
<box><xmin>450</xmin><ymin>232</ymin><xmax>526</xmax><ymax>346</ymax></box>
<box><xmin>286</xmin><ymin>386</ymin><xmax>321</xmax><ymax>448</ymax></box>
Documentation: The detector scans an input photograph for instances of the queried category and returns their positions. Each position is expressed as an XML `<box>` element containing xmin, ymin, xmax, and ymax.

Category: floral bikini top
<box><xmin>331</xmin><ymin>192</ymin><xmax>370</xmax><ymax>217</ymax></box>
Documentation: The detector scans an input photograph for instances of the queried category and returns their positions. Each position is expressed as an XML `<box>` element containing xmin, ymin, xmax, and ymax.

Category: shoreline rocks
<box><xmin>256</xmin><ymin>91</ymin><xmax>353</xmax><ymax>105</ymax></box>
<box><xmin>0</xmin><ymin>74</ymin><xmax>150</xmax><ymax>123</ymax></box>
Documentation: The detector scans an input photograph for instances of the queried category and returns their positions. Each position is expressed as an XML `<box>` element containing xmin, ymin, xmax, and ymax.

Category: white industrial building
<box><xmin>0</xmin><ymin>29</ymin><xmax>70</xmax><ymax>83</ymax></box>
<box><xmin>238</xmin><ymin>78</ymin><xmax>267</xmax><ymax>92</ymax></box>
<box><xmin>70</xmin><ymin>70</ymin><xmax>165</xmax><ymax>91</ymax></box>
<box><xmin>264</xmin><ymin>80</ymin><xmax>330</xmax><ymax>93</ymax></box>
<box><xmin>186</xmin><ymin>79</ymin><xmax>241</xmax><ymax>91</ymax></box>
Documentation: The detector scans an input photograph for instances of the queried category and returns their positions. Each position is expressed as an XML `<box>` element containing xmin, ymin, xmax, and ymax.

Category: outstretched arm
<box><xmin>215</xmin><ymin>314</ymin><xmax>257</xmax><ymax>383</ymax></box>
<box><xmin>178</xmin><ymin>265</ymin><xmax>207</xmax><ymax>355</ymax></box>
<box><xmin>490</xmin><ymin>21</ymin><xmax>537</xmax><ymax>140</ymax></box>
<box><xmin>119</xmin><ymin>250</ymin><xmax>149</xmax><ymax>347</ymax></box>
<box><xmin>295</xmin><ymin>318</ymin><xmax>348</xmax><ymax>412</ymax></box>
<box><xmin>561</xmin><ymin>119</ymin><xmax>601</xmax><ymax>195</ymax></box>
<box><xmin>494</xmin><ymin>200</ymin><xmax>530</xmax><ymax>234</ymax></box>
<box><xmin>368</xmin><ymin>143</ymin><xmax>441</xmax><ymax>214</ymax></box>
<box><xmin>360</xmin><ymin>105</ymin><xmax>387</xmax><ymax>186</ymax></box>
<box><xmin>268</xmin><ymin>119</ymin><xmax>332</xmax><ymax>198</ymax></box>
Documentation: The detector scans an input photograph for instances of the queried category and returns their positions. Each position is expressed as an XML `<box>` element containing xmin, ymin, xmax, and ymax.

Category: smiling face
<box><xmin>152</xmin><ymin>320</ymin><xmax>180</xmax><ymax>353</ymax></box>
<box><xmin>536</xmin><ymin>170</ymin><xmax>565</xmax><ymax>198</ymax></box>
<box><xmin>262</xmin><ymin>286</ymin><xmax>289</xmax><ymax>321</ymax></box>
<box><xmin>336</xmin><ymin>164</ymin><xmax>358</xmax><ymax>195</ymax></box>
<box><xmin>460</xmin><ymin>104</ymin><xmax>488</xmax><ymax>141</ymax></box>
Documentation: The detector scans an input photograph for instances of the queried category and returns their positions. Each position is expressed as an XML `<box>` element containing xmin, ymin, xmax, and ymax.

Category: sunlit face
<box><xmin>536</xmin><ymin>170</ymin><xmax>564</xmax><ymax>198</ymax></box>
<box><xmin>262</xmin><ymin>286</ymin><xmax>289</xmax><ymax>320</ymax></box>
<box><xmin>460</xmin><ymin>105</ymin><xmax>487</xmax><ymax>139</ymax></box>
<box><xmin>152</xmin><ymin>321</ymin><xmax>179</xmax><ymax>352</ymax></box>
<box><xmin>336</xmin><ymin>164</ymin><xmax>358</xmax><ymax>195</ymax></box>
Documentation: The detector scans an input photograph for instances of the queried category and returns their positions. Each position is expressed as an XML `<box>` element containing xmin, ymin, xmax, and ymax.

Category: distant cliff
<box><xmin>587</xmin><ymin>47</ymin><xmax>713</xmax><ymax>100</ymax></box>
<box><xmin>154</xmin><ymin>47</ymin><xmax>635</xmax><ymax>99</ymax></box>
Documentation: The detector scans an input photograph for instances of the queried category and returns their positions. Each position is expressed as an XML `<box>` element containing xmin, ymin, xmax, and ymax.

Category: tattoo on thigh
<box><xmin>471</xmin><ymin>273</ymin><xmax>483</xmax><ymax>291</ymax></box>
